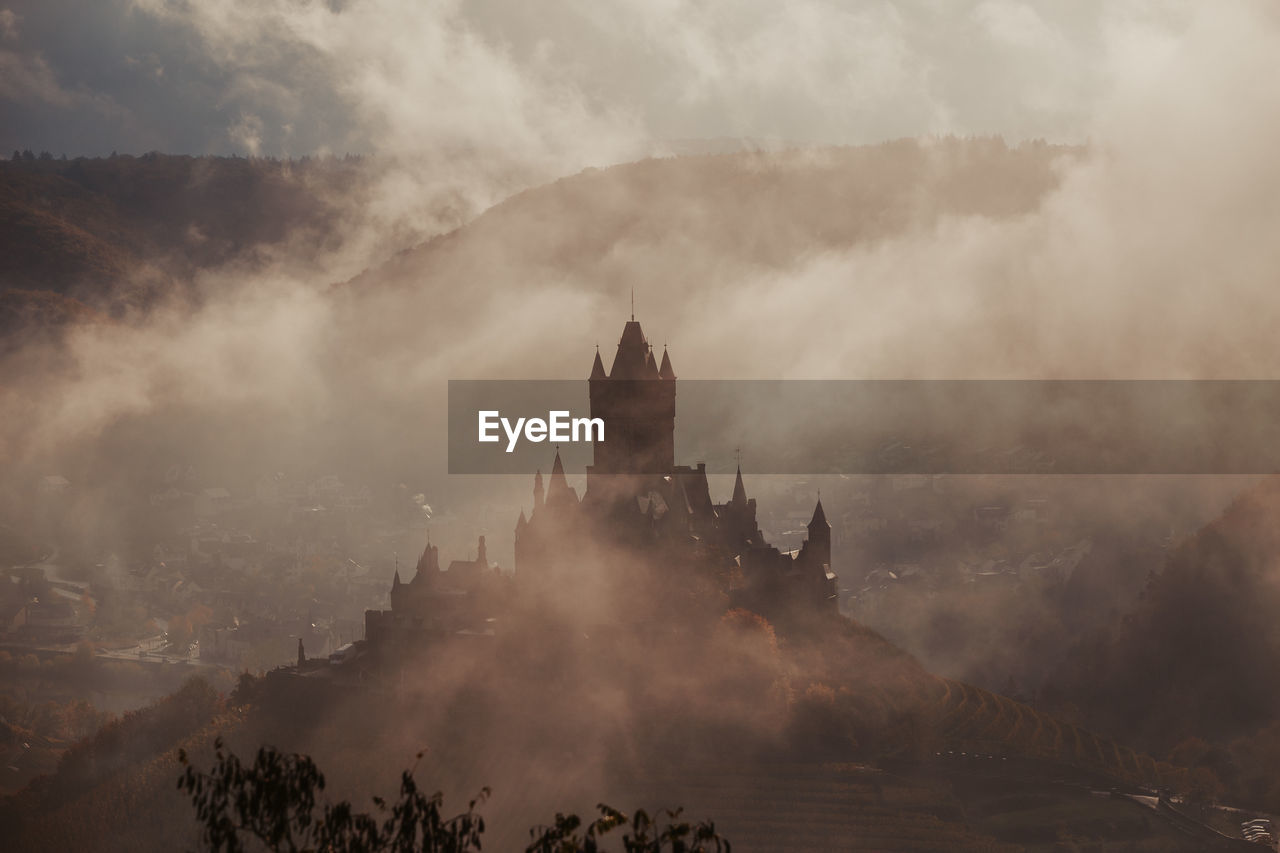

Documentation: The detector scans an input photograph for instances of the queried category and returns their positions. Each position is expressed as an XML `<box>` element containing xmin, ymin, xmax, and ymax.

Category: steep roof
<box><xmin>809</xmin><ymin>499</ymin><xmax>829</xmax><ymax>530</ymax></box>
<box><xmin>609</xmin><ymin>320</ymin><xmax>655</xmax><ymax>379</ymax></box>
<box><xmin>546</xmin><ymin>449</ymin><xmax>578</xmax><ymax>506</ymax></box>
<box><xmin>731</xmin><ymin>466</ymin><xmax>748</xmax><ymax>507</ymax></box>
<box><xmin>658</xmin><ymin>347</ymin><xmax>675</xmax><ymax>380</ymax></box>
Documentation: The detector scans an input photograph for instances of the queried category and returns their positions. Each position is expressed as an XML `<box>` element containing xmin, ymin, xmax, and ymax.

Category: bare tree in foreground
<box><xmin>178</xmin><ymin>739</ymin><xmax>729</xmax><ymax>853</ymax></box>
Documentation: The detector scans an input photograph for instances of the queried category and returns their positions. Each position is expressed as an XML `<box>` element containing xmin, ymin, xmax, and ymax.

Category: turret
<box><xmin>297</xmin><ymin>637</ymin><xmax>305</xmax><ymax>668</ymax></box>
<box><xmin>476</xmin><ymin>535</ymin><xmax>487</xmax><ymax>568</ymax></box>
<box><xmin>730</xmin><ymin>465</ymin><xmax>748</xmax><ymax>509</ymax></box>
<box><xmin>806</xmin><ymin>498</ymin><xmax>831</xmax><ymax>567</ymax></box>
<box><xmin>533</xmin><ymin>469</ymin><xmax>544</xmax><ymax>509</ymax></box>
<box><xmin>546</xmin><ymin>449</ymin><xmax>578</xmax><ymax>507</ymax></box>
<box><xmin>390</xmin><ymin>560</ymin><xmax>408</xmax><ymax>611</ymax></box>
<box><xmin>808</xmin><ymin>498</ymin><xmax>829</xmax><ymax>535</ymax></box>
<box><xmin>658</xmin><ymin>347</ymin><xmax>675</xmax><ymax>380</ymax></box>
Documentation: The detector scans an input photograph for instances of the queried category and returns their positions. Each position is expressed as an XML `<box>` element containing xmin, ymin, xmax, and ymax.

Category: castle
<box><xmin>514</xmin><ymin>316</ymin><xmax>837</xmax><ymax>619</ymax></box>
<box><xmin>363</xmin><ymin>534</ymin><xmax>505</xmax><ymax>650</ymax></box>
<box><xmin>364</xmin><ymin>316</ymin><xmax>837</xmax><ymax>653</ymax></box>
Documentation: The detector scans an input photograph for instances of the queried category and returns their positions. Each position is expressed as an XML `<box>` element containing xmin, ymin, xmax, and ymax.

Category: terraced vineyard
<box><xmin>625</xmin><ymin>763</ymin><xmax>1019</xmax><ymax>853</ymax></box>
<box><xmin>924</xmin><ymin>676</ymin><xmax>1186</xmax><ymax>792</ymax></box>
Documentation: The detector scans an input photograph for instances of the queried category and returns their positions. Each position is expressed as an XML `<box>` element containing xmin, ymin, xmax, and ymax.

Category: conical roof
<box><xmin>610</xmin><ymin>320</ymin><xmax>653</xmax><ymax>379</ymax></box>
<box><xmin>809</xmin><ymin>498</ymin><xmax>829</xmax><ymax>530</ymax></box>
<box><xmin>546</xmin><ymin>449</ymin><xmax>578</xmax><ymax>506</ymax></box>
<box><xmin>731</xmin><ymin>465</ymin><xmax>748</xmax><ymax>507</ymax></box>
<box><xmin>658</xmin><ymin>348</ymin><xmax>675</xmax><ymax>380</ymax></box>
<box><xmin>643</xmin><ymin>348</ymin><xmax>659</xmax><ymax>377</ymax></box>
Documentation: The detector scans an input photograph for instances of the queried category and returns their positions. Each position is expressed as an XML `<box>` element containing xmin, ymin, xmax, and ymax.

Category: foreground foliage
<box><xmin>178</xmin><ymin>739</ymin><xmax>729</xmax><ymax>853</ymax></box>
<box><xmin>526</xmin><ymin>806</ymin><xmax>729</xmax><ymax>853</ymax></box>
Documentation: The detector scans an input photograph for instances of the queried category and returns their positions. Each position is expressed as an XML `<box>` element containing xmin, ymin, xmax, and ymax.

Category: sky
<box><xmin>1</xmin><ymin>0</ymin><xmax>1196</xmax><ymax>159</ymax></box>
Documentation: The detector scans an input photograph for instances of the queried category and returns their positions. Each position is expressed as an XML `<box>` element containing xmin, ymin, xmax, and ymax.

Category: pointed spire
<box><xmin>392</xmin><ymin>569</ymin><xmax>402</xmax><ymax>587</ymax></box>
<box><xmin>809</xmin><ymin>498</ymin><xmax>829</xmax><ymax>530</ymax></box>
<box><xmin>516</xmin><ymin>509</ymin><xmax>527</xmax><ymax>532</ymax></box>
<box><xmin>533</xmin><ymin>468</ymin><xmax>544</xmax><ymax>508</ymax></box>
<box><xmin>658</xmin><ymin>347</ymin><xmax>675</xmax><ymax>380</ymax></box>
<box><xmin>476</xmin><ymin>535</ymin><xmax>487</xmax><ymax>567</ymax></box>
<box><xmin>731</xmin><ymin>465</ymin><xmax>748</xmax><ymax>507</ymax></box>
<box><xmin>546</xmin><ymin>449</ymin><xmax>577</xmax><ymax>506</ymax></box>
<box><xmin>590</xmin><ymin>348</ymin><xmax>606</xmax><ymax>380</ymax></box>
<box><xmin>416</xmin><ymin>540</ymin><xmax>439</xmax><ymax>574</ymax></box>
<box><xmin>297</xmin><ymin>637</ymin><xmax>305</xmax><ymax>668</ymax></box>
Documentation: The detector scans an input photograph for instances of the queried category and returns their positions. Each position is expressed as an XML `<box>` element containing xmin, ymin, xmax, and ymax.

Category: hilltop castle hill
<box><xmin>294</xmin><ymin>317</ymin><xmax>836</xmax><ymax>676</ymax></box>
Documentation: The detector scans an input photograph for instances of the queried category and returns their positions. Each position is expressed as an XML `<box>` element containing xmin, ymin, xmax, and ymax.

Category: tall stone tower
<box><xmin>585</xmin><ymin>318</ymin><xmax>676</xmax><ymax>493</ymax></box>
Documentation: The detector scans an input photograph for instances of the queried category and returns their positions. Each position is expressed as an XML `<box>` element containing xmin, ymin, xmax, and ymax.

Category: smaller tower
<box><xmin>545</xmin><ymin>449</ymin><xmax>577</xmax><ymax>508</ymax></box>
<box><xmin>476</xmin><ymin>535</ymin><xmax>488</xmax><ymax>568</ymax></box>
<box><xmin>533</xmin><ymin>469</ymin><xmax>544</xmax><ymax>509</ymax></box>
<box><xmin>807</xmin><ymin>498</ymin><xmax>831</xmax><ymax>568</ymax></box>
<box><xmin>659</xmin><ymin>347</ymin><xmax>675</xmax><ymax>380</ymax></box>
<box><xmin>730</xmin><ymin>465</ymin><xmax>748</xmax><ymax>509</ymax></box>
<box><xmin>296</xmin><ymin>637</ymin><xmax>305</xmax><ymax>668</ymax></box>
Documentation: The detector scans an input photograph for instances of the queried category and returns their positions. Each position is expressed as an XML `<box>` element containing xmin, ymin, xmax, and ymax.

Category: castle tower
<box><xmin>587</xmin><ymin>319</ymin><xmax>676</xmax><ymax>489</ymax></box>
<box><xmin>721</xmin><ymin>464</ymin><xmax>762</xmax><ymax>547</ymax></box>
<box><xmin>730</xmin><ymin>465</ymin><xmax>748</xmax><ymax>509</ymax></box>
<box><xmin>659</xmin><ymin>347</ymin><xmax>675</xmax><ymax>380</ymax></box>
<box><xmin>807</xmin><ymin>498</ymin><xmax>831</xmax><ymax>568</ymax></box>
<box><xmin>545</xmin><ymin>449</ymin><xmax>578</xmax><ymax>508</ymax></box>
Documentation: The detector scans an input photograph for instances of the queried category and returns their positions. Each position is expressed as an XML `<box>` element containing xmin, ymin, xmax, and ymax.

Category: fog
<box><xmin>4</xmin><ymin>0</ymin><xmax>1280</xmax><ymax>639</ymax></box>
<box><xmin>4</xmin><ymin>3</ymin><xmax>1280</xmax><ymax>846</ymax></box>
